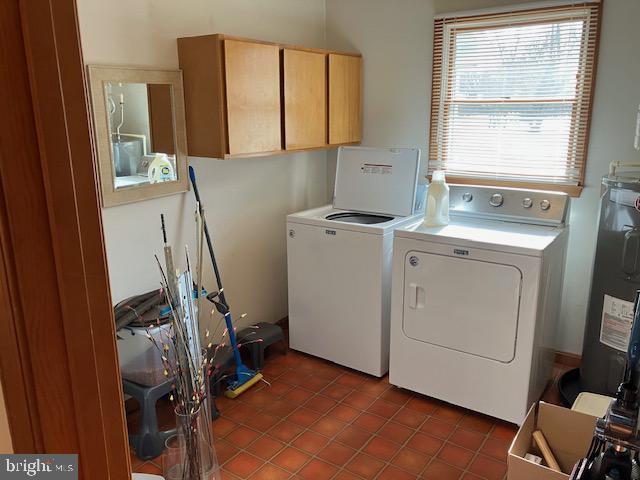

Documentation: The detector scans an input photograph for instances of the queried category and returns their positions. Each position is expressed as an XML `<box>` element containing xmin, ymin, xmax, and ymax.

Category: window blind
<box><xmin>429</xmin><ymin>2</ymin><xmax>601</xmax><ymax>188</ymax></box>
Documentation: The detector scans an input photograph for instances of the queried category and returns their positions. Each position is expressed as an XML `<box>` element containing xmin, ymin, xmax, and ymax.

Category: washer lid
<box><xmin>333</xmin><ymin>147</ymin><xmax>420</xmax><ymax>217</ymax></box>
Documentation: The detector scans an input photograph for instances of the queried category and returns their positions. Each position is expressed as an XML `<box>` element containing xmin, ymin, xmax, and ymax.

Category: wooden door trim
<box><xmin>0</xmin><ymin>1</ymin><xmax>130</xmax><ymax>478</ymax></box>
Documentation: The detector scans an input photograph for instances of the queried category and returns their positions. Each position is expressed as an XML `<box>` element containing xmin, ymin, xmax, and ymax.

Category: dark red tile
<box><xmin>421</xmin><ymin>417</ymin><xmax>456</xmax><ymax>439</ymax></box>
<box><xmin>321</xmin><ymin>383</ymin><xmax>352</xmax><ymax>401</ymax></box>
<box><xmin>346</xmin><ymin>453</ymin><xmax>386</xmax><ymax>479</ymax></box>
<box><xmin>368</xmin><ymin>399</ymin><xmax>400</xmax><ymax>419</ymax></box>
<box><xmin>292</xmin><ymin>430</ymin><xmax>328</xmax><ymax>454</ymax></box>
<box><xmin>437</xmin><ymin>443</ymin><xmax>474</xmax><ymax>469</ymax></box>
<box><xmin>391</xmin><ymin>448</ymin><xmax>430</xmax><ymax>475</ymax></box>
<box><xmin>249</xmin><ymin>463</ymin><xmax>289</xmax><ymax>480</ymax></box>
<box><xmin>468</xmin><ymin>455</ymin><xmax>507</xmax><ymax>480</ymax></box>
<box><xmin>359</xmin><ymin>379</ymin><xmax>391</xmax><ymax>397</ymax></box>
<box><xmin>213</xmin><ymin>417</ymin><xmax>238</xmax><ymax>439</ymax></box>
<box><xmin>249</xmin><ymin>435</ymin><xmax>286</xmax><ymax>460</ymax></box>
<box><xmin>336</xmin><ymin>373</ymin><xmax>366</xmax><ymax>388</ymax></box>
<box><xmin>263</xmin><ymin>399</ymin><xmax>298</xmax><ymax>418</ymax></box>
<box><xmin>381</xmin><ymin>387</ymin><xmax>413</xmax><ymax>406</ymax></box>
<box><xmin>459</xmin><ymin>413</ymin><xmax>494</xmax><ymax>434</ymax></box>
<box><xmin>243</xmin><ymin>412</ymin><xmax>280</xmax><ymax>432</ymax></box>
<box><xmin>353</xmin><ymin>412</ymin><xmax>386</xmax><ymax>433</ymax></box>
<box><xmin>336</xmin><ymin>425</ymin><xmax>371</xmax><ymax>449</ymax></box>
<box><xmin>305</xmin><ymin>395</ymin><xmax>338</xmax><ymax>413</ymax></box>
<box><xmin>407</xmin><ymin>432</ymin><xmax>443</xmax><ymax>456</ymax></box>
<box><xmin>226</xmin><ymin>404</ymin><xmax>258</xmax><ymax>423</ymax></box>
<box><xmin>318</xmin><ymin>442</ymin><xmax>357</xmax><ymax>466</ymax></box>
<box><xmin>219</xmin><ymin>469</ymin><xmax>241</xmax><ymax>480</ymax></box>
<box><xmin>225</xmin><ymin>452</ymin><xmax>264</xmax><ymax>477</ymax></box>
<box><xmin>267</xmin><ymin>382</ymin><xmax>293</xmax><ymax>397</ymax></box>
<box><xmin>432</xmin><ymin>405</ymin><xmax>465</xmax><ymax>424</ymax></box>
<box><xmin>135</xmin><ymin>462</ymin><xmax>162</xmax><ymax>475</ymax></box>
<box><xmin>314</xmin><ymin>364</ymin><xmax>344</xmax><ymax>381</ymax></box>
<box><xmin>311</xmin><ymin>417</ymin><xmax>347</xmax><ymax>437</ymax></box>
<box><xmin>284</xmin><ymin>387</ymin><xmax>314</xmax><ymax>404</ymax></box>
<box><xmin>378</xmin><ymin>421</ymin><xmax>413</xmax><ymax>444</ymax></box>
<box><xmin>480</xmin><ymin>437</ymin><xmax>510</xmax><ymax>462</ymax></box>
<box><xmin>288</xmin><ymin>407</ymin><xmax>322</xmax><ymax>427</ymax></box>
<box><xmin>215</xmin><ymin>439</ymin><xmax>240</xmax><ymax>465</ymax></box>
<box><xmin>244</xmin><ymin>390</ymin><xmax>278</xmax><ymax>409</ymax></box>
<box><xmin>226</xmin><ymin>425</ymin><xmax>261</xmax><ymax>448</ymax></box>
<box><xmin>406</xmin><ymin>396</ymin><xmax>439</xmax><ymax>414</ymax></box>
<box><xmin>268</xmin><ymin>420</ymin><xmax>304</xmax><ymax>443</ymax></box>
<box><xmin>272</xmin><ymin>447</ymin><xmax>311</xmax><ymax>473</ymax></box>
<box><xmin>298</xmin><ymin>459</ymin><xmax>338</xmax><ymax>480</ymax></box>
<box><xmin>449</xmin><ymin>428</ymin><xmax>486</xmax><ymax>451</ymax></box>
<box><xmin>330</xmin><ymin>404</ymin><xmax>360</xmax><ymax>423</ymax></box>
<box><xmin>363</xmin><ymin>436</ymin><xmax>400</xmax><ymax>461</ymax></box>
<box><xmin>378</xmin><ymin>465</ymin><xmax>418</xmax><ymax>480</ymax></box>
<box><xmin>334</xmin><ymin>470</ymin><xmax>362</xmax><ymax>480</ymax></box>
<box><xmin>343</xmin><ymin>391</ymin><xmax>376</xmax><ymax>410</ymax></box>
<box><xmin>491</xmin><ymin>422</ymin><xmax>518</xmax><ymax>442</ymax></box>
<box><xmin>394</xmin><ymin>407</ymin><xmax>428</xmax><ymax>429</ymax></box>
<box><xmin>422</xmin><ymin>459</ymin><xmax>463</xmax><ymax>479</ymax></box>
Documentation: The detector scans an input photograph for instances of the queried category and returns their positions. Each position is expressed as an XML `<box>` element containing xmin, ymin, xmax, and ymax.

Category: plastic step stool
<box><xmin>123</xmin><ymin>378</ymin><xmax>176</xmax><ymax>460</ymax></box>
<box><xmin>236</xmin><ymin>322</ymin><xmax>286</xmax><ymax>370</ymax></box>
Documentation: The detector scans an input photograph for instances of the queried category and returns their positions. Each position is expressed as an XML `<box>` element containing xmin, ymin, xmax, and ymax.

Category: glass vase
<box><xmin>163</xmin><ymin>399</ymin><xmax>220</xmax><ymax>480</ymax></box>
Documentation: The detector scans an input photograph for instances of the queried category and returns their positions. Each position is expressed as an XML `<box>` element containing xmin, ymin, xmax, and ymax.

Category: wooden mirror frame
<box><xmin>87</xmin><ymin>66</ymin><xmax>189</xmax><ymax>207</ymax></box>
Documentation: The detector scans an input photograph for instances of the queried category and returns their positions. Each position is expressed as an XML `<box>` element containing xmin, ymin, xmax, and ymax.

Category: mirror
<box><xmin>88</xmin><ymin>67</ymin><xmax>188</xmax><ymax>207</ymax></box>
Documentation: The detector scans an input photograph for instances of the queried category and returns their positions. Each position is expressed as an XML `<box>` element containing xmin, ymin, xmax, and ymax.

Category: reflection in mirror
<box><xmin>105</xmin><ymin>82</ymin><xmax>178</xmax><ymax>190</ymax></box>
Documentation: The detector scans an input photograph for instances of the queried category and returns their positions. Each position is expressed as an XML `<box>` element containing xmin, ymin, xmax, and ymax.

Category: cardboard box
<box><xmin>508</xmin><ymin>402</ymin><xmax>598</xmax><ymax>480</ymax></box>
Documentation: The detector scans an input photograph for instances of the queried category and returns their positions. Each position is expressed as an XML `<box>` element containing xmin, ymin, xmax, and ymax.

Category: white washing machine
<box><xmin>390</xmin><ymin>185</ymin><xmax>569</xmax><ymax>424</ymax></box>
<box><xmin>287</xmin><ymin>147</ymin><xmax>424</xmax><ymax>376</ymax></box>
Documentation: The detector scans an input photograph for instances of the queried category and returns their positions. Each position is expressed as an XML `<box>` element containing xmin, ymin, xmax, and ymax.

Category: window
<box><xmin>429</xmin><ymin>2</ymin><xmax>601</xmax><ymax>195</ymax></box>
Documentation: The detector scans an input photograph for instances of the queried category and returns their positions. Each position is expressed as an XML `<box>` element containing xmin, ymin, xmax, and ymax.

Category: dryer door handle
<box><xmin>408</xmin><ymin>283</ymin><xmax>425</xmax><ymax>309</ymax></box>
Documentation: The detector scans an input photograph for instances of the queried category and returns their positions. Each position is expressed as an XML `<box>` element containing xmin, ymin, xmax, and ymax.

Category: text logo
<box><xmin>0</xmin><ymin>455</ymin><xmax>77</xmax><ymax>479</ymax></box>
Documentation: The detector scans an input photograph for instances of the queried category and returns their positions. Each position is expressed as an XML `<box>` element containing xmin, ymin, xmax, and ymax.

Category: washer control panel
<box><xmin>449</xmin><ymin>184</ymin><xmax>569</xmax><ymax>225</ymax></box>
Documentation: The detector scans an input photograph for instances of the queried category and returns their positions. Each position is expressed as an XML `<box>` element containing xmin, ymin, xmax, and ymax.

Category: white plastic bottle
<box><xmin>148</xmin><ymin>153</ymin><xmax>175</xmax><ymax>183</ymax></box>
<box><xmin>423</xmin><ymin>170</ymin><xmax>450</xmax><ymax>227</ymax></box>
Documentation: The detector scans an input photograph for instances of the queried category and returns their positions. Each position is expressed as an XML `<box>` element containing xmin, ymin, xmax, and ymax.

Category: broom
<box><xmin>188</xmin><ymin>166</ymin><xmax>263</xmax><ymax>398</ymax></box>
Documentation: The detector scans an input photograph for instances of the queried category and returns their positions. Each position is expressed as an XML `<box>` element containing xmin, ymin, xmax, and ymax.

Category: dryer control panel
<box><xmin>449</xmin><ymin>184</ymin><xmax>569</xmax><ymax>226</ymax></box>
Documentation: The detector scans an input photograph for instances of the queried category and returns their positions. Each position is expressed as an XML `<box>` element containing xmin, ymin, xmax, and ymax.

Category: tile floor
<box><xmin>130</xmin><ymin>349</ymin><xmax>570</xmax><ymax>479</ymax></box>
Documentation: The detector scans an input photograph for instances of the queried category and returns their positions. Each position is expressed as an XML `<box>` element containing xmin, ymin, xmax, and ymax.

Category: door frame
<box><xmin>0</xmin><ymin>1</ymin><xmax>130</xmax><ymax>478</ymax></box>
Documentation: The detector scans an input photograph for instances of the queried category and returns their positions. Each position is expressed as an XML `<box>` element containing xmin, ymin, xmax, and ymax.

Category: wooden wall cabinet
<box><xmin>178</xmin><ymin>35</ymin><xmax>281</xmax><ymax>158</ymax></box>
<box><xmin>329</xmin><ymin>54</ymin><xmax>363</xmax><ymax>145</ymax></box>
<box><xmin>283</xmin><ymin>48</ymin><xmax>327</xmax><ymax>150</ymax></box>
<box><xmin>178</xmin><ymin>34</ymin><xmax>362</xmax><ymax>159</ymax></box>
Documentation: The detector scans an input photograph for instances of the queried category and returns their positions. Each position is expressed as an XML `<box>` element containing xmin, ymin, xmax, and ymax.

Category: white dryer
<box><xmin>390</xmin><ymin>185</ymin><xmax>569</xmax><ymax>424</ymax></box>
<box><xmin>287</xmin><ymin>147</ymin><xmax>424</xmax><ymax>376</ymax></box>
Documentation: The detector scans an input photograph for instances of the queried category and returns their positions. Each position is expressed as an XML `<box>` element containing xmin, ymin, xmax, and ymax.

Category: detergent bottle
<box><xmin>423</xmin><ymin>170</ymin><xmax>449</xmax><ymax>226</ymax></box>
<box><xmin>148</xmin><ymin>153</ymin><xmax>175</xmax><ymax>183</ymax></box>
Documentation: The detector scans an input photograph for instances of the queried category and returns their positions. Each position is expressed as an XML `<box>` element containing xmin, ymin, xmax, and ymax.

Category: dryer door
<box><xmin>403</xmin><ymin>251</ymin><xmax>521</xmax><ymax>362</ymax></box>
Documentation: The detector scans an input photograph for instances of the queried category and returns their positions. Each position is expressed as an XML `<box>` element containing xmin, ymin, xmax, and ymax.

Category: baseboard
<box><xmin>554</xmin><ymin>350</ymin><xmax>581</xmax><ymax>368</ymax></box>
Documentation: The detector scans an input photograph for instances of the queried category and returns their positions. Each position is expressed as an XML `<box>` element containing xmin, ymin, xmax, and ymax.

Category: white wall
<box><xmin>325</xmin><ymin>0</ymin><xmax>434</xmax><ymax>197</ymax></box>
<box><xmin>325</xmin><ymin>0</ymin><xmax>640</xmax><ymax>354</ymax></box>
<box><xmin>77</xmin><ymin>0</ymin><xmax>329</xmax><ymax>332</ymax></box>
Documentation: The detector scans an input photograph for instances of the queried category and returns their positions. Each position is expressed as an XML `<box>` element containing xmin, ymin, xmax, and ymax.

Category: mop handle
<box><xmin>189</xmin><ymin>166</ymin><xmax>227</xmax><ymax>307</ymax></box>
<box><xmin>189</xmin><ymin>166</ymin><xmax>244</xmax><ymax>367</ymax></box>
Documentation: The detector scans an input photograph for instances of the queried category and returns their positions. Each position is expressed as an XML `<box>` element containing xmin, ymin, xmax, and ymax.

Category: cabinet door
<box><xmin>224</xmin><ymin>40</ymin><xmax>281</xmax><ymax>155</ymax></box>
<box><xmin>328</xmin><ymin>54</ymin><xmax>362</xmax><ymax>145</ymax></box>
<box><xmin>283</xmin><ymin>49</ymin><xmax>327</xmax><ymax>150</ymax></box>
